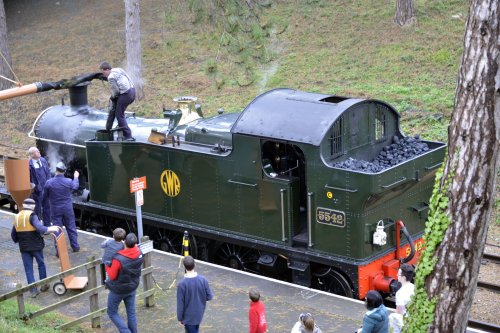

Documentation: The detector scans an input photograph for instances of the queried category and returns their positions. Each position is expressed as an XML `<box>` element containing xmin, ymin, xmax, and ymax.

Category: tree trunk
<box><xmin>394</xmin><ymin>0</ymin><xmax>416</xmax><ymax>27</ymax></box>
<box><xmin>0</xmin><ymin>0</ymin><xmax>14</xmax><ymax>90</ymax></box>
<box><xmin>404</xmin><ymin>1</ymin><xmax>499</xmax><ymax>332</ymax></box>
<box><xmin>124</xmin><ymin>0</ymin><xmax>144</xmax><ymax>101</ymax></box>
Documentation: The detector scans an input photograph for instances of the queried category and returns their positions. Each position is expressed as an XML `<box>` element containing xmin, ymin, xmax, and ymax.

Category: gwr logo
<box><xmin>160</xmin><ymin>169</ymin><xmax>181</xmax><ymax>197</ymax></box>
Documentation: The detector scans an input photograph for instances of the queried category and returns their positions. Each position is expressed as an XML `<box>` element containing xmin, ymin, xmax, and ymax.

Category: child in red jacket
<box><xmin>248</xmin><ymin>288</ymin><xmax>268</xmax><ymax>333</ymax></box>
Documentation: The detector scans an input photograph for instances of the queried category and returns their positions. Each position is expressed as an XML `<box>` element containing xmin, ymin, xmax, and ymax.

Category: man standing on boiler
<box><xmin>99</xmin><ymin>61</ymin><xmax>136</xmax><ymax>141</ymax></box>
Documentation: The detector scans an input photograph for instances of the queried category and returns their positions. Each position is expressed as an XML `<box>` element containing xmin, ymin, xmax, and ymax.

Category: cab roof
<box><xmin>231</xmin><ymin>88</ymin><xmax>399</xmax><ymax>146</ymax></box>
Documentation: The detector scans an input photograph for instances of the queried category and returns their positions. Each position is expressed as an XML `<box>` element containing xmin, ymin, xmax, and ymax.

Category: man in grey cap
<box><xmin>43</xmin><ymin>162</ymin><xmax>80</xmax><ymax>254</ymax></box>
<box><xmin>11</xmin><ymin>198</ymin><xmax>59</xmax><ymax>297</ymax></box>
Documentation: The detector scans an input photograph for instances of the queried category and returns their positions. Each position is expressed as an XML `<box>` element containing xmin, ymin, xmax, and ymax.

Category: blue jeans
<box><xmin>107</xmin><ymin>290</ymin><xmax>137</xmax><ymax>333</ymax></box>
<box><xmin>20</xmin><ymin>250</ymin><xmax>47</xmax><ymax>292</ymax></box>
<box><xmin>184</xmin><ymin>325</ymin><xmax>200</xmax><ymax>333</ymax></box>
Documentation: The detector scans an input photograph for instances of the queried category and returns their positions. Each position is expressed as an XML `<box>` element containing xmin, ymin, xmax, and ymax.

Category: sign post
<box><xmin>130</xmin><ymin>176</ymin><xmax>147</xmax><ymax>242</ymax></box>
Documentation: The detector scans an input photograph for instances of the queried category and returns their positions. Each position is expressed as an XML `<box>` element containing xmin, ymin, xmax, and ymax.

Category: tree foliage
<box><xmin>187</xmin><ymin>0</ymin><xmax>278</xmax><ymax>88</ymax></box>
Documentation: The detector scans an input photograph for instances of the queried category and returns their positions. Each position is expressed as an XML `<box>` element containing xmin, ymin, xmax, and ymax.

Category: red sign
<box><xmin>130</xmin><ymin>176</ymin><xmax>147</xmax><ymax>193</ymax></box>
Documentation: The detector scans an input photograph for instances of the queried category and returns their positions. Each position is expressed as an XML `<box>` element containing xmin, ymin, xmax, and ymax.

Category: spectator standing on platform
<box><xmin>291</xmin><ymin>312</ymin><xmax>322</xmax><ymax>333</ymax></box>
<box><xmin>43</xmin><ymin>162</ymin><xmax>80</xmax><ymax>253</ymax></box>
<box><xmin>28</xmin><ymin>147</ymin><xmax>52</xmax><ymax>226</ymax></box>
<box><xmin>357</xmin><ymin>290</ymin><xmax>388</xmax><ymax>333</ymax></box>
<box><xmin>11</xmin><ymin>198</ymin><xmax>59</xmax><ymax>298</ymax></box>
<box><xmin>389</xmin><ymin>264</ymin><xmax>415</xmax><ymax>333</ymax></box>
<box><xmin>248</xmin><ymin>288</ymin><xmax>268</xmax><ymax>333</ymax></box>
<box><xmin>99</xmin><ymin>61</ymin><xmax>136</xmax><ymax>141</ymax></box>
<box><xmin>177</xmin><ymin>255</ymin><xmax>214</xmax><ymax>333</ymax></box>
<box><xmin>106</xmin><ymin>233</ymin><xmax>144</xmax><ymax>333</ymax></box>
<box><xmin>101</xmin><ymin>228</ymin><xmax>126</xmax><ymax>266</ymax></box>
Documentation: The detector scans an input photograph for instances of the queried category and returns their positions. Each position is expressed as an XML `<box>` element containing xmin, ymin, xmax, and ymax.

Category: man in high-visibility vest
<box><xmin>11</xmin><ymin>198</ymin><xmax>59</xmax><ymax>298</ymax></box>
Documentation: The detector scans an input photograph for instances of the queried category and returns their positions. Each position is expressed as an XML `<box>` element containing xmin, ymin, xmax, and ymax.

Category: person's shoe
<box><xmin>30</xmin><ymin>289</ymin><xmax>40</xmax><ymax>298</ymax></box>
<box><xmin>72</xmin><ymin>247</ymin><xmax>80</xmax><ymax>253</ymax></box>
<box><xmin>40</xmin><ymin>284</ymin><xmax>50</xmax><ymax>292</ymax></box>
<box><xmin>124</xmin><ymin>137</ymin><xmax>136</xmax><ymax>141</ymax></box>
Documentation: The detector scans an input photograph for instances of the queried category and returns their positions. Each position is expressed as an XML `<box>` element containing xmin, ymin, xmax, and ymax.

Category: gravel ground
<box><xmin>469</xmin><ymin>222</ymin><xmax>500</xmax><ymax>325</ymax></box>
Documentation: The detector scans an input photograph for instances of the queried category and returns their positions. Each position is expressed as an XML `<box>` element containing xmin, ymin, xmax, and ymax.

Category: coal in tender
<box><xmin>333</xmin><ymin>135</ymin><xmax>430</xmax><ymax>173</ymax></box>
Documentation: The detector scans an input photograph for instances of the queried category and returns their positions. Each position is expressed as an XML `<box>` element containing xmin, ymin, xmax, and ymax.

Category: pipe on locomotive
<box><xmin>0</xmin><ymin>72</ymin><xmax>104</xmax><ymax>101</ymax></box>
<box><xmin>371</xmin><ymin>220</ymin><xmax>416</xmax><ymax>294</ymax></box>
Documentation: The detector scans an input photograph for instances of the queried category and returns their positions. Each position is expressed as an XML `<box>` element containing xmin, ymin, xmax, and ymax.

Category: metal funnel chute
<box><xmin>3</xmin><ymin>159</ymin><xmax>32</xmax><ymax>210</ymax></box>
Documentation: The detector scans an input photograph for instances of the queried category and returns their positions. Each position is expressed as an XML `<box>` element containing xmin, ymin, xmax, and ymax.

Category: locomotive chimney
<box><xmin>69</xmin><ymin>82</ymin><xmax>89</xmax><ymax>107</ymax></box>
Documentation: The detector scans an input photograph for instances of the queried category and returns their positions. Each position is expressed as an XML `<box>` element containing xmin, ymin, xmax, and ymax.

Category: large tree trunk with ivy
<box><xmin>404</xmin><ymin>1</ymin><xmax>499</xmax><ymax>333</ymax></box>
<box><xmin>394</xmin><ymin>0</ymin><xmax>416</xmax><ymax>27</ymax></box>
<box><xmin>124</xmin><ymin>0</ymin><xmax>144</xmax><ymax>100</ymax></box>
<box><xmin>0</xmin><ymin>0</ymin><xmax>13</xmax><ymax>90</ymax></box>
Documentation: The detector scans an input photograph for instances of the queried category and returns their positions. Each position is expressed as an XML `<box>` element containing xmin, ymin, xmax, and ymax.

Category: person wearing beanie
<box><xmin>11</xmin><ymin>198</ymin><xmax>60</xmax><ymax>298</ymax></box>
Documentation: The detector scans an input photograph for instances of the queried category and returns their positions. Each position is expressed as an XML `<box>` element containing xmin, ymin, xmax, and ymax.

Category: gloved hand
<box><xmin>47</xmin><ymin>226</ymin><xmax>59</xmax><ymax>233</ymax></box>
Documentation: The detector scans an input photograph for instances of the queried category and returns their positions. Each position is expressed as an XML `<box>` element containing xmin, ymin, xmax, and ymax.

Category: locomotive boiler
<box><xmin>1</xmin><ymin>78</ymin><xmax>446</xmax><ymax>299</ymax></box>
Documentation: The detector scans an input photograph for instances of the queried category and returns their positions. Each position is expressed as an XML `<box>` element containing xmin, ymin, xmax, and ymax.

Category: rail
<box><xmin>0</xmin><ymin>237</ymin><xmax>155</xmax><ymax>330</ymax></box>
<box><xmin>468</xmin><ymin>319</ymin><xmax>500</xmax><ymax>332</ymax></box>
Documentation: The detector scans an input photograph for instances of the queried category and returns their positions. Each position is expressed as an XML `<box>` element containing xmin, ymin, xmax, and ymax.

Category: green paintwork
<box><xmin>85</xmin><ymin>89</ymin><xmax>446</xmax><ymax>262</ymax></box>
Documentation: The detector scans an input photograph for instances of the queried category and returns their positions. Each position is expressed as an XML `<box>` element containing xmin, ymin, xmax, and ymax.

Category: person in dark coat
<box><xmin>28</xmin><ymin>146</ymin><xmax>52</xmax><ymax>226</ymax></box>
<box><xmin>177</xmin><ymin>255</ymin><xmax>214</xmax><ymax>333</ymax></box>
<box><xmin>357</xmin><ymin>290</ymin><xmax>389</xmax><ymax>333</ymax></box>
<box><xmin>11</xmin><ymin>198</ymin><xmax>59</xmax><ymax>297</ymax></box>
<box><xmin>43</xmin><ymin>161</ymin><xmax>80</xmax><ymax>253</ymax></box>
<box><xmin>105</xmin><ymin>233</ymin><xmax>144</xmax><ymax>333</ymax></box>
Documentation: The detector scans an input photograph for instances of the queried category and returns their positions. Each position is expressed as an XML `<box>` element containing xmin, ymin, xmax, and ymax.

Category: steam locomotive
<box><xmin>0</xmin><ymin>78</ymin><xmax>446</xmax><ymax>299</ymax></box>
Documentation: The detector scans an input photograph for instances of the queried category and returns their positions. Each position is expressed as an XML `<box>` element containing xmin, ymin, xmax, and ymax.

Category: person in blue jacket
<box><xmin>43</xmin><ymin>162</ymin><xmax>80</xmax><ymax>253</ymax></box>
<box><xmin>357</xmin><ymin>290</ymin><xmax>389</xmax><ymax>333</ymax></box>
<box><xmin>28</xmin><ymin>147</ymin><xmax>52</xmax><ymax>226</ymax></box>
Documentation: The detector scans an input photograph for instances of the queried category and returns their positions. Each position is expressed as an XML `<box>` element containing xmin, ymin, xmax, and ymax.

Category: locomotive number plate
<box><xmin>316</xmin><ymin>207</ymin><xmax>345</xmax><ymax>228</ymax></box>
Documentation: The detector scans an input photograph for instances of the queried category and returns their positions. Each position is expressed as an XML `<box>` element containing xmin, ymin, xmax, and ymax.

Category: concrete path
<box><xmin>0</xmin><ymin>211</ymin><xmax>369</xmax><ymax>332</ymax></box>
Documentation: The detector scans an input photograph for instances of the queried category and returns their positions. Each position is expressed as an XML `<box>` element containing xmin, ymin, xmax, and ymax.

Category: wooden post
<box><xmin>141</xmin><ymin>236</ymin><xmax>155</xmax><ymax>307</ymax></box>
<box><xmin>15</xmin><ymin>283</ymin><xmax>25</xmax><ymax>319</ymax></box>
<box><xmin>87</xmin><ymin>256</ymin><xmax>100</xmax><ymax>328</ymax></box>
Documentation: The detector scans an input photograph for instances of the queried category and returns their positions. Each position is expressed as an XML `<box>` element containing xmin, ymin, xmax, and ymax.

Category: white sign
<box><xmin>136</xmin><ymin>189</ymin><xmax>144</xmax><ymax>206</ymax></box>
<box><xmin>139</xmin><ymin>240</ymin><xmax>154</xmax><ymax>254</ymax></box>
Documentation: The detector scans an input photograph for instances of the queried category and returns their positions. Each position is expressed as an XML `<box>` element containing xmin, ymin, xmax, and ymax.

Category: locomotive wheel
<box><xmin>53</xmin><ymin>282</ymin><xmax>67</xmax><ymax>296</ymax></box>
<box><xmin>155</xmin><ymin>229</ymin><xmax>198</xmax><ymax>258</ymax></box>
<box><xmin>214</xmin><ymin>243</ymin><xmax>260</xmax><ymax>274</ymax></box>
<box><xmin>311</xmin><ymin>266</ymin><xmax>353</xmax><ymax>298</ymax></box>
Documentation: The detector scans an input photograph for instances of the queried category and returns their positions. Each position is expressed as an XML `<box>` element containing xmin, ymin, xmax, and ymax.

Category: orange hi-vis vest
<box><xmin>14</xmin><ymin>210</ymin><xmax>36</xmax><ymax>232</ymax></box>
